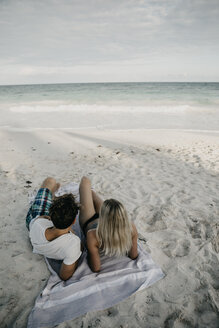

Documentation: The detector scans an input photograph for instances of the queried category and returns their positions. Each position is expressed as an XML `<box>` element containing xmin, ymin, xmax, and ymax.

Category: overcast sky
<box><xmin>0</xmin><ymin>0</ymin><xmax>219</xmax><ymax>85</ymax></box>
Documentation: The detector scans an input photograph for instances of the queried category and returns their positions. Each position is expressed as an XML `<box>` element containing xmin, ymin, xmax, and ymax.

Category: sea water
<box><xmin>0</xmin><ymin>82</ymin><xmax>218</xmax><ymax>131</ymax></box>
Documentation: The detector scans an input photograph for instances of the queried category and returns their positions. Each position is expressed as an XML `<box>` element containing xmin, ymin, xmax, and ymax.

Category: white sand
<box><xmin>0</xmin><ymin>127</ymin><xmax>219</xmax><ymax>327</ymax></box>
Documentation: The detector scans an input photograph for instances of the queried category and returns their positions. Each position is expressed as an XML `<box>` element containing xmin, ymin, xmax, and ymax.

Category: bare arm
<box><xmin>87</xmin><ymin>231</ymin><xmax>101</xmax><ymax>272</ymax></box>
<box><xmin>37</xmin><ymin>215</ymin><xmax>51</xmax><ymax>220</ymax></box>
<box><xmin>128</xmin><ymin>223</ymin><xmax>138</xmax><ymax>260</ymax></box>
<box><xmin>59</xmin><ymin>261</ymin><xmax>78</xmax><ymax>281</ymax></box>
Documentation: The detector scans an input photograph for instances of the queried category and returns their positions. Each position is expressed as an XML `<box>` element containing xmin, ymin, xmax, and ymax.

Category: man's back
<box><xmin>29</xmin><ymin>217</ymin><xmax>82</xmax><ymax>266</ymax></box>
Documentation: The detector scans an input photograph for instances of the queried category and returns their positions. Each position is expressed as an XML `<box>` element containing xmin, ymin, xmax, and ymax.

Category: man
<box><xmin>26</xmin><ymin>177</ymin><xmax>82</xmax><ymax>281</ymax></box>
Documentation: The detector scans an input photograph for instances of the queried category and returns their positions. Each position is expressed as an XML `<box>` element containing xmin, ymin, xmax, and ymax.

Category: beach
<box><xmin>0</xmin><ymin>83</ymin><xmax>219</xmax><ymax>327</ymax></box>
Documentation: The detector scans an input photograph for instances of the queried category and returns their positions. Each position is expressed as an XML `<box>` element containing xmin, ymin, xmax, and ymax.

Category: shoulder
<box><xmin>32</xmin><ymin>217</ymin><xmax>52</xmax><ymax>227</ymax></box>
<box><xmin>64</xmin><ymin>232</ymin><xmax>81</xmax><ymax>245</ymax></box>
<box><xmin>62</xmin><ymin>236</ymin><xmax>82</xmax><ymax>265</ymax></box>
<box><xmin>29</xmin><ymin>217</ymin><xmax>53</xmax><ymax>235</ymax></box>
<box><xmin>61</xmin><ymin>233</ymin><xmax>81</xmax><ymax>258</ymax></box>
<box><xmin>50</xmin><ymin>232</ymin><xmax>81</xmax><ymax>249</ymax></box>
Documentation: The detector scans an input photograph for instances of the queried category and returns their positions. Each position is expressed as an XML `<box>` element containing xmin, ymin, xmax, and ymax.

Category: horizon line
<box><xmin>0</xmin><ymin>81</ymin><xmax>219</xmax><ymax>87</ymax></box>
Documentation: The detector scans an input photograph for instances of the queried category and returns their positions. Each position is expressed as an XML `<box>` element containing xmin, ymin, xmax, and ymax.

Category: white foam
<box><xmin>9</xmin><ymin>103</ymin><xmax>195</xmax><ymax>114</ymax></box>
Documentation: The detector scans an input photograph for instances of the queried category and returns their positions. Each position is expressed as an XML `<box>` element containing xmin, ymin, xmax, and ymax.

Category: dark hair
<box><xmin>49</xmin><ymin>194</ymin><xmax>79</xmax><ymax>229</ymax></box>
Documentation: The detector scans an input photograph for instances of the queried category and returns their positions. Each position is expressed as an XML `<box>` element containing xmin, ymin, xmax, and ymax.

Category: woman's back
<box><xmin>96</xmin><ymin>199</ymin><xmax>133</xmax><ymax>257</ymax></box>
<box><xmin>79</xmin><ymin>177</ymin><xmax>138</xmax><ymax>272</ymax></box>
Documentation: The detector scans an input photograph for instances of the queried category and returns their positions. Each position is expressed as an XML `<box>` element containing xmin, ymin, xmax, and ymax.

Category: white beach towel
<box><xmin>27</xmin><ymin>183</ymin><xmax>164</xmax><ymax>328</ymax></box>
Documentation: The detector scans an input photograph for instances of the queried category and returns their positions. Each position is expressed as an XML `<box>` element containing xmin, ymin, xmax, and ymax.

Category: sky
<box><xmin>0</xmin><ymin>0</ymin><xmax>219</xmax><ymax>85</ymax></box>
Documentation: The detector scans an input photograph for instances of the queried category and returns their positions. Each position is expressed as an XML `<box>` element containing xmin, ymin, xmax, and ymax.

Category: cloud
<box><xmin>0</xmin><ymin>0</ymin><xmax>218</xmax><ymax>84</ymax></box>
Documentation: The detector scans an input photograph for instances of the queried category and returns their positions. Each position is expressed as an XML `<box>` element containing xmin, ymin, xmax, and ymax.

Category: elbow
<box><xmin>61</xmin><ymin>277</ymin><xmax>69</xmax><ymax>281</ymax></box>
<box><xmin>129</xmin><ymin>252</ymin><xmax>138</xmax><ymax>260</ymax></box>
<box><xmin>59</xmin><ymin>273</ymin><xmax>73</xmax><ymax>281</ymax></box>
<box><xmin>89</xmin><ymin>262</ymin><xmax>100</xmax><ymax>272</ymax></box>
<box><xmin>59</xmin><ymin>268</ymin><xmax>75</xmax><ymax>281</ymax></box>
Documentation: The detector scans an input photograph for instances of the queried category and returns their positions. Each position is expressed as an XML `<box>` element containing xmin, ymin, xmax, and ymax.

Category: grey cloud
<box><xmin>0</xmin><ymin>0</ymin><xmax>218</xmax><ymax>83</ymax></box>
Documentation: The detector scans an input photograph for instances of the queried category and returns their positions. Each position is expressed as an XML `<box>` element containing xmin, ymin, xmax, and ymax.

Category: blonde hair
<box><xmin>96</xmin><ymin>199</ymin><xmax>133</xmax><ymax>257</ymax></box>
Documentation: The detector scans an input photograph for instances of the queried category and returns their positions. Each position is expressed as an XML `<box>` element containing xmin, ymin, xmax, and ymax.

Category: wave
<box><xmin>9</xmin><ymin>103</ymin><xmax>203</xmax><ymax>114</ymax></box>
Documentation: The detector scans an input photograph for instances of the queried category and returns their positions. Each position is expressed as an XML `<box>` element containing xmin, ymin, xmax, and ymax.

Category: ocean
<box><xmin>0</xmin><ymin>82</ymin><xmax>218</xmax><ymax>131</ymax></box>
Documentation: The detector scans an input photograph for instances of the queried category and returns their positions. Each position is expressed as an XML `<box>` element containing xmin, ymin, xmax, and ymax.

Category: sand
<box><xmin>0</xmin><ymin>127</ymin><xmax>219</xmax><ymax>328</ymax></box>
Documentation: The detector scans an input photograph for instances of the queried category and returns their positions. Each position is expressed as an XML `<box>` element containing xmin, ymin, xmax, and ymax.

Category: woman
<box><xmin>79</xmin><ymin>176</ymin><xmax>138</xmax><ymax>272</ymax></box>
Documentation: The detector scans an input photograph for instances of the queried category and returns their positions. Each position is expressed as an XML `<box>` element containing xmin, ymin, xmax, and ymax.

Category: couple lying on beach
<box><xmin>26</xmin><ymin>176</ymin><xmax>138</xmax><ymax>281</ymax></box>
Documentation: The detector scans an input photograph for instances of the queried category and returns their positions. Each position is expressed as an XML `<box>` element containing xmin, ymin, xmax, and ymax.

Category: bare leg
<box><xmin>41</xmin><ymin>177</ymin><xmax>60</xmax><ymax>196</ymax></box>
<box><xmin>92</xmin><ymin>190</ymin><xmax>103</xmax><ymax>214</ymax></box>
<box><xmin>79</xmin><ymin>177</ymin><xmax>95</xmax><ymax>229</ymax></box>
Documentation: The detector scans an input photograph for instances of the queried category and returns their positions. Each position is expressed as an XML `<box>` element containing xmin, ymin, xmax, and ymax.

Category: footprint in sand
<box><xmin>189</xmin><ymin>223</ymin><xmax>204</xmax><ymax>240</ymax></box>
<box><xmin>164</xmin><ymin>311</ymin><xmax>194</xmax><ymax>328</ymax></box>
<box><xmin>146</xmin><ymin>208</ymin><xmax>168</xmax><ymax>232</ymax></box>
<box><xmin>163</xmin><ymin>269</ymin><xmax>190</xmax><ymax>302</ymax></box>
<box><xmin>199</xmin><ymin>254</ymin><xmax>219</xmax><ymax>290</ymax></box>
<box><xmin>162</xmin><ymin>238</ymin><xmax>190</xmax><ymax>258</ymax></box>
<box><xmin>172</xmin><ymin>239</ymin><xmax>190</xmax><ymax>257</ymax></box>
<box><xmin>134</xmin><ymin>297</ymin><xmax>161</xmax><ymax>323</ymax></box>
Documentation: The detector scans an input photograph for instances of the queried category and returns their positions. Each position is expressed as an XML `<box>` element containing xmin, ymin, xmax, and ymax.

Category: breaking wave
<box><xmin>9</xmin><ymin>103</ymin><xmax>201</xmax><ymax>114</ymax></box>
